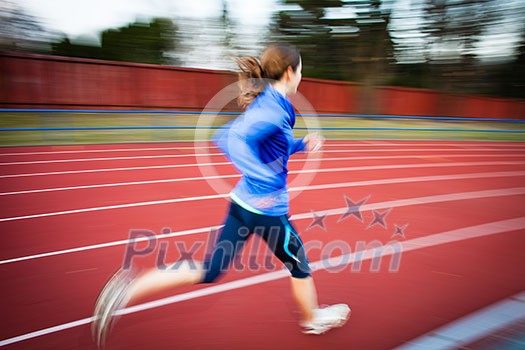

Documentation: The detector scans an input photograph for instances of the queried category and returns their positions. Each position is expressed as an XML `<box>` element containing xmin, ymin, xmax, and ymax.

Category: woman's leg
<box><xmin>259</xmin><ymin>217</ymin><xmax>350</xmax><ymax>333</ymax></box>
<box><xmin>127</xmin><ymin>202</ymin><xmax>250</xmax><ymax>305</ymax></box>
<box><xmin>255</xmin><ymin>215</ymin><xmax>318</xmax><ymax>322</ymax></box>
<box><xmin>290</xmin><ymin>276</ymin><xmax>319</xmax><ymax>323</ymax></box>
<box><xmin>93</xmin><ymin>202</ymin><xmax>251</xmax><ymax>346</ymax></box>
<box><xmin>127</xmin><ymin>260</ymin><xmax>204</xmax><ymax>305</ymax></box>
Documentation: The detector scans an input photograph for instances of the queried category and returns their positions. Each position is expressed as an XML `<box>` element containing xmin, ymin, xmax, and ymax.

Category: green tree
<box><xmin>52</xmin><ymin>18</ymin><xmax>177</xmax><ymax>65</ymax></box>
<box><xmin>100</xmin><ymin>18</ymin><xmax>176</xmax><ymax>64</ymax></box>
<box><xmin>273</xmin><ymin>0</ymin><xmax>394</xmax><ymax>83</ymax></box>
<box><xmin>273</xmin><ymin>0</ymin><xmax>346</xmax><ymax>79</ymax></box>
<box><xmin>422</xmin><ymin>0</ymin><xmax>500</xmax><ymax>92</ymax></box>
<box><xmin>492</xmin><ymin>29</ymin><xmax>525</xmax><ymax>98</ymax></box>
<box><xmin>387</xmin><ymin>0</ymin><xmax>521</xmax><ymax>96</ymax></box>
<box><xmin>350</xmin><ymin>0</ymin><xmax>395</xmax><ymax>83</ymax></box>
<box><xmin>51</xmin><ymin>37</ymin><xmax>102</xmax><ymax>59</ymax></box>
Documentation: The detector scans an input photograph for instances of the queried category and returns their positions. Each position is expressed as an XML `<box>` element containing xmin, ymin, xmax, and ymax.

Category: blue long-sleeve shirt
<box><xmin>213</xmin><ymin>85</ymin><xmax>306</xmax><ymax>216</ymax></box>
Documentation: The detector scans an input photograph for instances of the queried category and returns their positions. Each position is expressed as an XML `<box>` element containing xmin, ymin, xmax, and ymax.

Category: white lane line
<box><xmin>1</xmin><ymin>216</ymin><xmax>524</xmax><ymax>347</ymax></box>
<box><xmin>0</xmin><ymin>146</ymin><xmax>213</xmax><ymax>156</ymax></box>
<box><xmin>286</xmin><ymin>171</ymin><xmax>524</xmax><ymax>199</ymax></box>
<box><xmin>2</xmin><ymin>153</ymin><xmax>524</xmax><ymax>179</ymax></box>
<box><xmin>0</xmin><ymin>192</ymin><xmax>226</xmax><ymax>222</ymax></box>
<box><xmin>1</xmin><ymin>142</ymin><xmax>524</xmax><ymax>156</ymax></box>
<box><xmin>327</xmin><ymin>142</ymin><xmax>525</xmax><ymax>148</ymax></box>
<box><xmin>1</xmin><ymin>148</ymin><xmax>524</xmax><ymax>166</ymax></box>
<box><xmin>0</xmin><ymin>174</ymin><xmax>239</xmax><ymax>196</ymax></box>
<box><xmin>322</xmin><ymin>148</ymin><xmax>525</xmax><ymax>154</ymax></box>
<box><xmin>0</xmin><ymin>152</ymin><xmax>222</xmax><ymax>165</ymax></box>
<box><xmin>2</xmin><ymin>160</ymin><xmax>524</xmax><ymax>197</ymax></box>
<box><xmin>0</xmin><ymin>226</ymin><xmax>219</xmax><ymax>266</ymax></box>
<box><xmin>1</xmin><ymin>171</ymin><xmax>524</xmax><ymax>223</ymax></box>
<box><xmin>0</xmin><ymin>160</ymin><xmax>231</xmax><ymax>178</ymax></box>
<box><xmin>2</xmin><ymin>186</ymin><xmax>524</xmax><ymax>266</ymax></box>
<box><xmin>394</xmin><ymin>292</ymin><xmax>525</xmax><ymax>350</ymax></box>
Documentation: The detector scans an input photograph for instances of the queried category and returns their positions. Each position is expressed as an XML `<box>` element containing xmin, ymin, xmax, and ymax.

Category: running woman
<box><xmin>93</xmin><ymin>44</ymin><xmax>350</xmax><ymax>347</ymax></box>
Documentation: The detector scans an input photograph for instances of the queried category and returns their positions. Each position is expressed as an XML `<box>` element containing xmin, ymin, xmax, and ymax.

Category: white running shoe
<box><xmin>301</xmin><ymin>304</ymin><xmax>351</xmax><ymax>335</ymax></box>
<box><xmin>92</xmin><ymin>269</ymin><xmax>135</xmax><ymax>348</ymax></box>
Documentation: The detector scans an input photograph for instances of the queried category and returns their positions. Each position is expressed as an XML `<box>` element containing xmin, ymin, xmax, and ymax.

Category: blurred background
<box><xmin>1</xmin><ymin>4</ymin><xmax>525</xmax><ymax>348</ymax></box>
<box><xmin>3</xmin><ymin>0</ymin><xmax>524</xmax><ymax>97</ymax></box>
<box><xmin>1</xmin><ymin>0</ymin><xmax>524</xmax><ymax>144</ymax></box>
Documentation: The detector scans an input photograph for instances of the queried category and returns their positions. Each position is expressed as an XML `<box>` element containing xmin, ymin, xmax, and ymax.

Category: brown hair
<box><xmin>235</xmin><ymin>44</ymin><xmax>301</xmax><ymax>108</ymax></box>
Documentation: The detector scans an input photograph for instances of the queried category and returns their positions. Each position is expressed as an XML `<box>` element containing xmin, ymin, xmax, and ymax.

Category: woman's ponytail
<box><xmin>235</xmin><ymin>56</ymin><xmax>267</xmax><ymax>109</ymax></box>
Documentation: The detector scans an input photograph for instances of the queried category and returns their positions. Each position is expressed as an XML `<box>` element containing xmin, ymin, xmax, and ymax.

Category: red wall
<box><xmin>375</xmin><ymin>86</ymin><xmax>525</xmax><ymax>119</ymax></box>
<box><xmin>0</xmin><ymin>52</ymin><xmax>237</xmax><ymax>110</ymax></box>
<box><xmin>374</xmin><ymin>86</ymin><xmax>440</xmax><ymax>116</ymax></box>
<box><xmin>293</xmin><ymin>78</ymin><xmax>360</xmax><ymax>114</ymax></box>
<box><xmin>1</xmin><ymin>52</ymin><xmax>524</xmax><ymax>119</ymax></box>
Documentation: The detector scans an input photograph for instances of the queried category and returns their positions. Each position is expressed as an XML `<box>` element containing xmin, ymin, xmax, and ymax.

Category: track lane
<box><xmin>1</xmin><ymin>189</ymin><xmax>524</xmax><ymax>340</ymax></box>
<box><xmin>2</xmin><ymin>167</ymin><xmax>524</xmax><ymax>260</ymax></box>
<box><xmin>2</xmin><ymin>146</ymin><xmax>524</xmax><ymax>177</ymax></box>
<box><xmin>2</xmin><ymin>141</ymin><xmax>525</xmax><ymax>349</ymax></box>
<box><xmin>2</xmin><ymin>219</ymin><xmax>524</xmax><ymax>349</ymax></box>
<box><xmin>1</xmin><ymin>159</ymin><xmax>524</xmax><ymax>218</ymax></box>
<box><xmin>1</xmin><ymin>154</ymin><xmax>525</xmax><ymax>193</ymax></box>
<box><xmin>1</xmin><ymin>140</ymin><xmax>524</xmax><ymax>158</ymax></box>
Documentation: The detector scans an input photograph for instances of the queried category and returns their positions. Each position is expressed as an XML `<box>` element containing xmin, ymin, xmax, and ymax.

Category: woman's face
<box><xmin>287</xmin><ymin>59</ymin><xmax>302</xmax><ymax>94</ymax></box>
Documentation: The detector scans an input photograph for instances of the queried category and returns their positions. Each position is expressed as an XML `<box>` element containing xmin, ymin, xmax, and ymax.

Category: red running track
<box><xmin>1</xmin><ymin>140</ymin><xmax>524</xmax><ymax>350</ymax></box>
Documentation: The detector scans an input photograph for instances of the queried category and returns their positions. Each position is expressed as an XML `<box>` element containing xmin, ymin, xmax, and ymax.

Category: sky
<box><xmin>18</xmin><ymin>0</ymin><xmax>278</xmax><ymax>38</ymax></box>
<box><xmin>14</xmin><ymin>0</ymin><xmax>525</xmax><ymax>66</ymax></box>
<box><xmin>16</xmin><ymin>0</ymin><xmax>282</xmax><ymax>68</ymax></box>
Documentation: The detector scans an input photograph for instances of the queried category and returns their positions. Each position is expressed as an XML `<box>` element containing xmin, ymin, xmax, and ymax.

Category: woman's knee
<box><xmin>284</xmin><ymin>261</ymin><xmax>311</xmax><ymax>279</ymax></box>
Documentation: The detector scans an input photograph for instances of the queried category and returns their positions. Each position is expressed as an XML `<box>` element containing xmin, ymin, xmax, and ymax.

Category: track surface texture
<box><xmin>1</xmin><ymin>140</ymin><xmax>524</xmax><ymax>350</ymax></box>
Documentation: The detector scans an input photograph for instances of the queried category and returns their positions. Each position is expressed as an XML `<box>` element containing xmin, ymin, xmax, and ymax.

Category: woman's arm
<box><xmin>290</xmin><ymin>137</ymin><xmax>307</xmax><ymax>155</ymax></box>
<box><xmin>302</xmin><ymin>132</ymin><xmax>325</xmax><ymax>153</ymax></box>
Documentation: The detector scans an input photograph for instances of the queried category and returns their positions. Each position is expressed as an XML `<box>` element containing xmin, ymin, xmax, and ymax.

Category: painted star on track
<box><xmin>306</xmin><ymin>211</ymin><xmax>328</xmax><ymax>231</ymax></box>
<box><xmin>338</xmin><ymin>195</ymin><xmax>370</xmax><ymax>223</ymax></box>
<box><xmin>392</xmin><ymin>224</ymin><xmax>408</xmax><ymax>239</ymax></box>
<box><xmin>367</xmin><ymin>209</ymin><xmax>392</xmax><ymax>229</ymax></box>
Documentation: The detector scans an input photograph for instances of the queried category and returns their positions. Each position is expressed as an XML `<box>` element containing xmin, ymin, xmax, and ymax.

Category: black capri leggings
<box><xmin>202</xmin><ymin>200</ymin><xmax>311</xmax><ymax>283</ymax></box>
